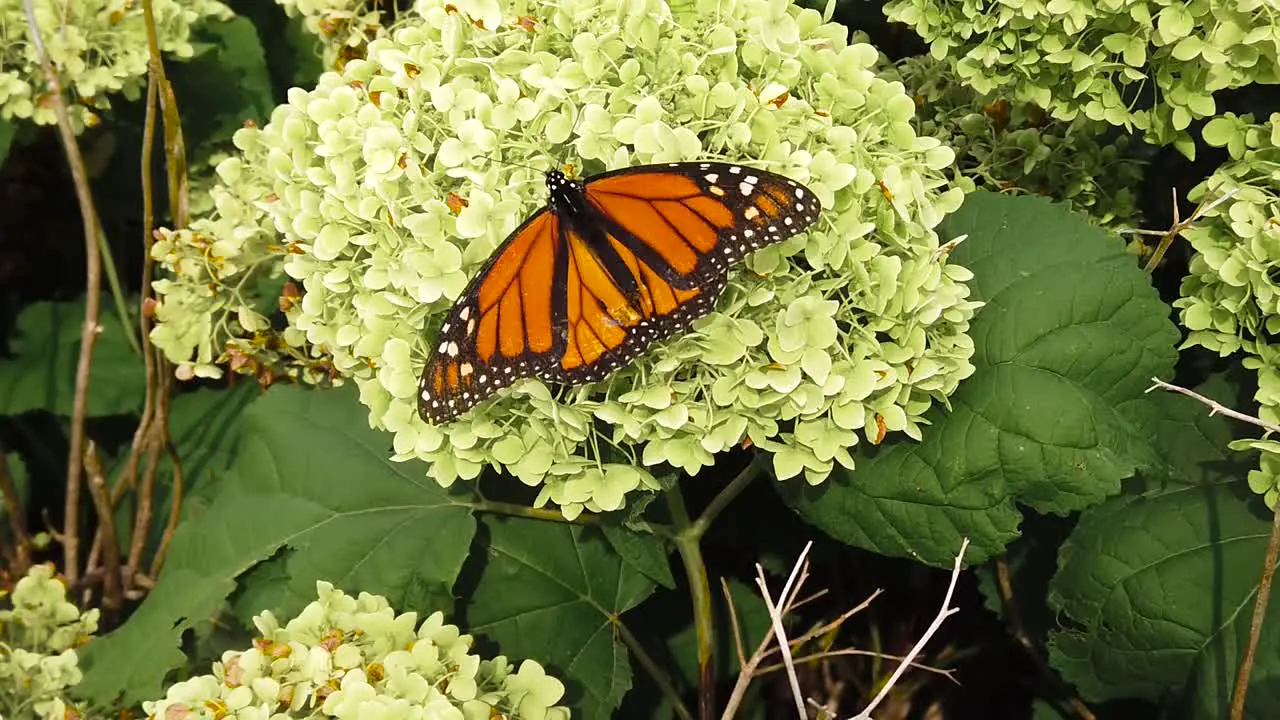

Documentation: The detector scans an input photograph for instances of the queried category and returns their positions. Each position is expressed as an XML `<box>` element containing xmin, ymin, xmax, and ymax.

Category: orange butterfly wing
<box><xmin>418</xmin><ymin>162</ymin><xmax>820</xmax><ymax>424</ymax></box>
<box><xmin>418</xmin><ymin>208</ymin><xmax>565</xmax><ymax>423</ymax></box>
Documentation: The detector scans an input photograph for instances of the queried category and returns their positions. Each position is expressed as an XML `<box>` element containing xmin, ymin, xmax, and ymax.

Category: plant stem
<box><xmin>615</xmin><ymin>619</ymin><xmax>694</xmax><ymax>720</ymax></box>
<box><xmin>668</xmin><ymin>485</ymin><xmax>715</xmax><ymax>720</ymax></box>
<box><xmin>1230</xmin><ymin>502</ymin><xmax>1280</xmax><ymax>720</ymax></box>
<box><xmin>0</xmin><ymin>452</ymin><xmax>31</xmax><ymax>575</ymax></box>
<box><xmin>23</xmin><ymin>0</ymin><xmax>105</xmax><ymax>587</ymax></box>
<box><xmin>690</xmin><ymin>455</ymin><xmax>766</xmax><ymax>538</ymax></box>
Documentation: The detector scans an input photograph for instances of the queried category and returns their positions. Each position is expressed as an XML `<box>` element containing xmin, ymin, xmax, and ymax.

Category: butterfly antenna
<box><xmin>477</xmin><ymin>154</ymin><xmax>546</xmax><ymax>174</ymax></box>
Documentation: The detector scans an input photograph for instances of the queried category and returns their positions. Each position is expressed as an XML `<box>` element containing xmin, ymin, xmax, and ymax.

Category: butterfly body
<box><xmin>418</xmin><ymin>161</ymin><xmax>820</xmax><ymax>424</ymax></box>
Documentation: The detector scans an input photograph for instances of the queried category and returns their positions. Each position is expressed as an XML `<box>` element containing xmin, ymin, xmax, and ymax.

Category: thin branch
<box><xmin>23</xmin><ymin>0</ymin><xmax>105</xmax><ymax>587</ymax></box>
<box><xmin>0</xmin><ymin>452</ymin><xmax>32</xmax><ymax>575</ymax></box>
<box><xmin>468</xmin><ymin>498</ymin><xmax>606</xmax><ymax>526</ymax></box>
<box><xmin>850</xmin><ymin>538</ymin><xmax>969</xmax><ymax>720</ymax></box>
<box><xmin>1146</xmin><ymin>377</ymin><xmax>1280</xmax><ymax>435</ymax></box>
<box><xmin>1133</xmin><ymin>187</ymin><xmax>1239</xmax><ymax>273</ymax></box>
<box><xmin>995</xmin><ymin>558</ymin><xmax>1096</xmax><ymax>720</ymax></box>
<box><xmin>690</xmin><ymin>454</ymin><xmax>766</xmax><ymax>537</ymax></box>
<box><xmin>149</xmin><ymin>441</ymin><xmax>185</xmax><ymax>577</ymax></box>
<box><xmin>1230</xmin><ymin>503</ymin><xmax>1280</xmax><ymax>720</ymax></box>
<box><xmin>721</xmin><ymin>577</ymin><xmax>748</xmax><ymax>669</ymax></box>
<box><xmin>755</xmin><ymin>541</ymin><xmax>814</xmax><ymax>719</ymax></box>
<box><xmin>756</xmin><ymin>648</ymin><xmax>957</xmax><ymax>684</ymax></box>
<box><xmin>615</xmin><ymin>619</ymin><xmax>694</xmax><ymax>720</ymax></box>
<box><xmin>82</xmin><ymin>443</ymin><xmax>122</xmax><ymax>612</ymax></box>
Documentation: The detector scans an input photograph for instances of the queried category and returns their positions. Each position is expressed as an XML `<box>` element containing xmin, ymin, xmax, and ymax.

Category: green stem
<box><xmin>689</xmin><ymin>455</ymin><xmax>767</xmax><ymax>538</ymax></box>
<box><xmin>96</xmin><ymin>220</ymin><xmax>142</xmax><ymax>356</ymax></box>
<box><xmin>615</xmin><ymin>619</ymin><xmax>694</xmax><ymax>720</ymax></box>
<box><xmin>668</xmin><ymin>485</ymin><xmax>715</xmax><ymax>720</ymax></box>
<box><xmin>465</xmin><ymin>498</ymin><xmax>605</xmax><ymax>526</ymax></box>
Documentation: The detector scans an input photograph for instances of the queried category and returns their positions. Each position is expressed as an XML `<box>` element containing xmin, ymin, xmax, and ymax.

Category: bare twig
<box><xmin>757</xmin><ymin>648</ymin><xmax>958</xmax><ymax>684</ymax></box>
<box><xmin>22</xmin><ymin>0</ymin><xmax>106</xmax><ymax>587</ymax></box>
<box><xmin>755</xmin><ymin>541</ymin><xmax>813</xmax><ymax>719</ymax></box>
<box><xmin>0</xmin><ymin>452</ymin><xmax>32</xmax><ymax>575</ymax></box>
<box><xmin>850</xmin><ymin>538</ymin><xmax>969</xmax><ymax>720</ymax></box>
<box><xmin>1230</xmin><ymin>503</ymin><xmax>1280</xmax><ymax>720</ymax></box>
<box><xmin>82</xmin><ymin>443</ymin><xmax>122</xmax><ymax>612</ymax></box>
<box><xmin>1125</xmin><ymin>187</ymin><xmax>1239</xmax><ymax>273</ymax></box>
<box><xmin>721</xmin><ymin>554</ymin><xmax>879</xmax><ymax>720</ymax></box>
<box><xmin>1146</xmin><ymin>377</ymin><xmax>1280</xmax><ymax>435</ymax></box>
<box><xmin>721</xmin><ymin>578</ymin><xmax>749</xmax><ymax>669</ymax></box>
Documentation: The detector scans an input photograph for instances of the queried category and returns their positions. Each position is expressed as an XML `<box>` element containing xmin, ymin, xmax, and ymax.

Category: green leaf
<box><xmin>75</xmin><ymin>384</ymin><xmax>476</xmax><ymax>706</ymax></box>
<box><xmin>782</xmin><ymin>192</ymin><xmax>1179</xmax><ymax>566</ymax></box>
<box><xmin>601</xmin><ymin>521</ymin><xmax>676</xmax><ymax>589</ymax></box>
<box><xmin>466</xmin><ymin>518</ymin><xmax>656</xmax><ymax>719</ymax></box>
<box><xmin>168</xmin><ymin>17</ymin><xmax>275</xmax><ymax>161</ymax></box>
<box><xmin>0</xmin><ymin>300</ymin><xmax>144</xmax><ymax>417</ymax></box>
<box><xmin>1047</xmin><ymin>374</ymin><xmax>1280</xmax><ymax>719</ymax></box>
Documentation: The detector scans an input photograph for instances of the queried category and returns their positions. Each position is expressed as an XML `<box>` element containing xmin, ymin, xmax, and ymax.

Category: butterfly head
<box><xmin>545</xmin><ymin>169</ymin><xmax>586</xmax><ymax>213</ymax></box>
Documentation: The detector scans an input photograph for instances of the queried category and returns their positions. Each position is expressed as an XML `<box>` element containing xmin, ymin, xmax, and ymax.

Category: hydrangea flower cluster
<box><xmin>0</xmin><ymin>0</ymin><xmax>233</xmax><ymax>129</ymax></box>
<box><xmin>275</xmin><ymin>0</ymin><xmax>388</xmax><ymax>68</ymax></box>
<box><xmin>1173</xmin><ymin>112</ymin><xmax>1280</xmax><ymax>504</ymax></box>
<box><xmin>142</xmin><ymin>582</ymin><xmax>568</xmax><ymax>720</ymax></box>
<box><xmin>148</xmin><ymin>0</ymin><xmax>978</xmax><ymax>514</ymax></box>
<box><xmin>890</xmin><ymin>55</ymin><xmax>1144</xmax><ymax>230</ymax></box>
<box><xmin>884</xmin><ymin>0</ymin><xmax>1280</xmax><ymax>152</ymax></box>
<box><xmin>0</xmin><ymin>564</ymin><xmax>100</xmax><ymax>720</ymax></box>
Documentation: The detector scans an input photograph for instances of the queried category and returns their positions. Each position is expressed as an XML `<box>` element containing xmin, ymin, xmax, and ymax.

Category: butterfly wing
<box><xmin>545</xmin><ymin>161</ymin><xmax>820</xmax><ymax>384</ymax></box>
<box><xmin>548</xmin><ymin>227</ymin><xmax>727</xmax><ymax>384</ymax></box>
<box><xmin>582</xmin><ymin>161</ymin><xmax>820</xmax><ymax>288</ymax></box>
<box><xmin>418</xmin><ymin>207</ymin><xmax>566</xmax><ymax>424</ymax></box>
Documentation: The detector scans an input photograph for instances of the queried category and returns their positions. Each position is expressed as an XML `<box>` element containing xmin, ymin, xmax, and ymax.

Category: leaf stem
<box><xmin>615</xmin><ymin>619</ymin><xmax>694</xmax><ymax>720</ymax></box>
<box><xmin>1230</xmin><ymin>502</ymin><xmax>1280</xmax><ymax>720</ymax></box>
<box><xmin>690</xmin><ymin>455</ymin><xmax>766</xmax><ymax>538</ymax></box>
<box><xmin>668</xmin><ymin>485</ymin><xmax>715</xmax><ymax>720</ymax></box>
<box><xmin>467</xmin><ymin>498</ymin><xmax>606</xmax><ymax>526</ymax></box>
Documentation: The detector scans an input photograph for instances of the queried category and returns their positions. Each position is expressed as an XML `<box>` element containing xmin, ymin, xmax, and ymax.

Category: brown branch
<box><xmin>1147</xmin><ymin>378</ymin><xmax>1280</xmax><ymax>435</ymax></box>
<box><xmin>1230</xmin><ymin>503</ymin><xmax>1280</xmax><ymax>720</ymax></box>
<box><xmin>996</xmin><ymin>558</ymin><xmax>1096</xmax><ymax>720</ymax></box>
<box><xmin>82</xmin><ymin>443</ymin><xmax>122</xmax><ymax>612</ymax></box>
<box><xmin>0</xmin><ymin>452</ymin><xmax>31</xmax><ymax>575</ymax></box>
<box><xmin>149</xmin><ymin>440</ymin><xmax>184</xmax><ymax>578</ymax></box>
<box><xmin>1127</xmin><ymin>187</ymin><xmax>1238</xmax><ymax>274</ymax></box>
<box><xmin>22</xmin><ymin>0</ymin><xmax>106</xmax><ymax>588</ymax></box>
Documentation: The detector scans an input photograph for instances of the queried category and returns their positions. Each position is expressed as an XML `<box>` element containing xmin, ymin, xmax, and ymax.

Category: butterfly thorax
<box><xmin>545</xmin><ymin>170</ymin><xmax>590</xmax><ymax>222</ymax></box>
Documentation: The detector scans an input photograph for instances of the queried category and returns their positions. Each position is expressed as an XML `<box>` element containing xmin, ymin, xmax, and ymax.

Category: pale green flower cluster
<box><xmin>275</xmin><ymin>0</ymin><xmax>389</xmax><ymax>67</ymax></box>
<box><xmin>0</xmin><ymin>0</ymin><xmax>233</xmax><ymax>129</ymax></box>
<box><xmin>148</xmin><ymin>0</ymin><xmax>978</xmax><ymax>514</ymax></box>
<box><xmin>0</xmin><ymin>564</ymin><xmax>100</xmax><ymax>720</ymax></box>
<box><xmin>890</xmin><ymin>55</ymin><xmax>1144</xmax><ymax>230</ymax></box>
<box><xmin>142</xmin><ymin>582</ymin><xmax>568</xmax><ymax>720</ymax></box>
<box><xmin>1174</xmin><ymin>113</ymin><xmax>1280</xmax><ymax>504</ymax></box>
<box><xmin>884</xmin><ymin>0</ymin><xmax>1280</xmax><ymax>153</ymax></box>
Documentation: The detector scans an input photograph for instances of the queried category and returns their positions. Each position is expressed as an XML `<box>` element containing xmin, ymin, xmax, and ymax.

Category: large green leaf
<box><xmin>76</xmin><ymin>385</ymin><xmax>476</xmax><ymax>706</ymax></box>
<box><xmin>1047</xmin><ymin>375</ymin><xmax>1280</xmax><ymax>719</ymax></box>
<box><xmin>465</xmin><ymin>517</ymin><xmax>657</xmax><ymax>719</ymax></box>
<box><xmin>782</xmin><ymin>192</ymin><xmax>1179</xmax><ymax>566</ymax></box>
<box><xmin>169</xmin><ymin>16</ymin><xmax>275</xmax><ymax>162</ymax></box>
<box><xmin>0</xmin><ymin>300</ymin><xmax>143</xmax><ymax>417</ymax></box>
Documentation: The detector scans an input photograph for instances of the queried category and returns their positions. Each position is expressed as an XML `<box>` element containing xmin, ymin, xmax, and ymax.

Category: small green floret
<box><xmin>0</xmin><ymin>564</ymin><xmax>99</xmax><ymax>720</ymax></box>
<box><xmin>141</xmin><ymin>581</ymin><xmax>569</xmax><ymax>720</ymax></box>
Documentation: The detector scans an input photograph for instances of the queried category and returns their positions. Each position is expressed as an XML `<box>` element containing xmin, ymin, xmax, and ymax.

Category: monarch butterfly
<box><xmin>417</xmin><ymin>161</ymin><xmax>822</xmax><ymax>424</ymax></box>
